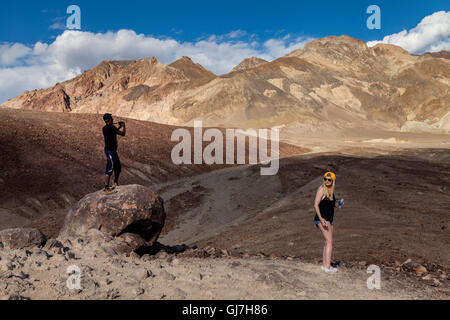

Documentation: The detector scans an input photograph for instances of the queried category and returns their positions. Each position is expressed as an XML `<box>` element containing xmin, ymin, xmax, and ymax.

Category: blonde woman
<box><xmin>314</xmin><ymin>172</ymin><xmax>344</xmax><ymax>273</ymax></box>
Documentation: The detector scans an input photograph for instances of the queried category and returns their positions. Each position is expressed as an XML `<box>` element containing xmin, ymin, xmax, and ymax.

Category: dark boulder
<box><xmin>59</xmin><ymin>185</ymin><xmax>166</xmax><ymax>249</ymax></box>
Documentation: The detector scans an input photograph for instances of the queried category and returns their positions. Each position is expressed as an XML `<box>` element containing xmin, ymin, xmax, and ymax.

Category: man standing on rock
<box><xmin>103</xmin><ymin>113</ymin><xmax>126</xmax><ymax>194</ymax></box>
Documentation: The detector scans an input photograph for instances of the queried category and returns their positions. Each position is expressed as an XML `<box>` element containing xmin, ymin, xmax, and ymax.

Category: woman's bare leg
<box><xmin>318</xmin><ymin>223</ymin><xmax>333</xmax><ymax>269</ymax></box>
<box><xmin>329</xmin><ymin>224</ymin><xmax>334</xmax><ymax>267</ymax></box>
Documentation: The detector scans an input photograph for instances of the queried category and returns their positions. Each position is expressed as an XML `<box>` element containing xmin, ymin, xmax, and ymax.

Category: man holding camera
<box><xmin>102</xmin><ymin>113</ymin><xmax>126</xmax><ymax>194</ymax></box>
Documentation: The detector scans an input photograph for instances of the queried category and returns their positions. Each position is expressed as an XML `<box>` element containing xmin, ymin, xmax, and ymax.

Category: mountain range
<box><xmin>2</xmin><ymin>35</ymin><xmax>449</xmax><ymax>133</ymax></box>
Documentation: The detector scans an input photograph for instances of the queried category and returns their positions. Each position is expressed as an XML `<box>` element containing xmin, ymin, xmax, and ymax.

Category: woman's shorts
<box><xmin>314</xmin><ymin>220</ymin><xmax>333</xmax><ymax>227</ymax></box>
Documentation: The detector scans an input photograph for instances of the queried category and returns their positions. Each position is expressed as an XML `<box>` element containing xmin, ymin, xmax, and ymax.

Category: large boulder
<box><xmin>0</xmin><ymin>228</ymin><xmax>46</xmax><ymax>250</ymax></box>
<box><xmin>58</xmin><ymin>185</ymin><xmax>166</xmax><ymax>249</ymax></box>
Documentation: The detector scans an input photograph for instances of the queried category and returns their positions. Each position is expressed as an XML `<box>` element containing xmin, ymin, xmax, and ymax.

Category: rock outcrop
<box><xmin>59</xmin><ymin>185</ymin><xmax>166</xmax><ymax>254</ymax></box>
<box><xmin>0</xmin><ymin>228</ymin><xmax>46</xmax><ymax>250</ymax></box>
<box><xmin>232</xmin><ymin>57</ymin><xmax>268</xmax><ymax>72</ymax></box>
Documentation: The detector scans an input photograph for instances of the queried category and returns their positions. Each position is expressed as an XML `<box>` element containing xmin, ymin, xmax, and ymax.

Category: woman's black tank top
<box><xmin>314</xmin><ymin>193</ymin><xmax>336</xmax><ymax>223</ymax></box>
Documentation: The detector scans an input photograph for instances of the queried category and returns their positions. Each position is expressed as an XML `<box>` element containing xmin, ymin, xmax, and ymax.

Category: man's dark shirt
<box><xmin>103</xmin><ymin>124</ymin><xmax>119</xmax><ymax>151</ymax></box>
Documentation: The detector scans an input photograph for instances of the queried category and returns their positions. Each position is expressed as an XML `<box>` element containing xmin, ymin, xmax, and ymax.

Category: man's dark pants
<box><xmin>105</xmin><ymin>149</ymin><xmax>122</xmax><ymax>182</ymax></box>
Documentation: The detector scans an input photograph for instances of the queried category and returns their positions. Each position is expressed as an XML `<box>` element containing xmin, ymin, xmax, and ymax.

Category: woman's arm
<box><xmin>314</xmin><ymin>187</ymin><xmax>327</xmax><ymax>227</ymax></box>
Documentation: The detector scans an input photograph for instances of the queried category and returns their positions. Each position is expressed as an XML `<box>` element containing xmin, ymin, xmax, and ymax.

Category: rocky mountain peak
<box><xmin>232</xmin><ymin>57</ymin><xmax>269</xmax><ymax>72</ymax></box>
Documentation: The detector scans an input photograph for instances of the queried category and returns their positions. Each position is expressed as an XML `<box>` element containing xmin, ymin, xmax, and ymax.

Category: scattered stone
<box><xmin>428</xmin><ymin>279</ymin><xmax>442</xmax><ymax>287</ymax></box>
<box><xmin>12</xmin><ymin>271</ymin><xmax>29</xmax><ymax>280</ymax></box>
<box><xmin>422</xmin><ymin>274</ymin><xmax>433</xmax><ymax>280</ymax></box>
<box><xmin>141</xmin><ymin>254</ymin><xmax>152</xmax><ymax>262</ymax></box>
<box><xmin>134</xmin><ymin>268</ymin><xmax>151</xmax><ymax>281</ymax></box>
<box><xmin>8</xmin><ymin>294</ymin><xmax>30</xmax><ymax>300</ymax></box>
<box><xmin>172</xmin><ymin>288</ymin><xmax>187</xmax><ymax>299</ymax></box>
<box><xmin>105</xmin><ymin>288</ymin><xmax>120</xmax><ymax>300</ymax></box>
<box><xmin>133</xmin><ymin>287</ymin><xmax>145</xmax><ymax>296</ymax></box>
<box><xmin>160</xmin><ymin>270</ymin><xmax>176</xmax><ymax>281</ymax></box>
<box><xmin>43</xmin><ymin>239</ymin><xmax>64</xmax><ymax>251</ymax></box>
<box><xmin>414</xmin><ymin>265</ymin><xmax>427</xmax><ymax>275</ymax></box>
<box><xmin>402</xmin><ymin>258</ymin><xmax>412</xmax><ymax>265</ymax></box>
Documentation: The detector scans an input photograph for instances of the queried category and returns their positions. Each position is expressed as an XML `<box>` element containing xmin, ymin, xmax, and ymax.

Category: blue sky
<box><xmin>1</xmin><ymin>0</ymin><xmax>448</xmax><ymax>45</ymax></box>
<box><xmin>0</xmin><ymin>0</ymin><xmax>449</xmax><ymax>102</ymax></box>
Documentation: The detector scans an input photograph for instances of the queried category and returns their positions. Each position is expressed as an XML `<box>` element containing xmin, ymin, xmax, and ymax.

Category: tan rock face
<box><xmin>2</xmin><ymin>36</ymin><xmax>449</xmax><ymax>133</ymax></box>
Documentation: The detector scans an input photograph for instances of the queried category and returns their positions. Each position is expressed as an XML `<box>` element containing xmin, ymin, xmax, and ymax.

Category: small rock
<box><xmin>429</xmin><ymin>279</ymin><xmax>441</xmax><ymax>287</ymax></box>
<box><xmin>160</xmin><ymin>270</ymin><xmax>176</xmax><ymax>281</ymax></box>
<box><xmin>100</xmin><ymin>278</ymin><xmax>113</xmax><ymax>286</ymax></box>
<box><xmin>133</xmin><ymin>287</ymin><xmax>145</xmax><ymax>296</ymax></box>
<box><xmin>422</xmin><ymin>274</ymin><xmax>433</xmax><ymax>280</ymax></box>
<box><xmin>65</xmin><ymin>252</ymin><xmax>77</xmax><ymax>260</ymax></box>
<box><xmin>172</xmin><ymin>288</ymin><xmax>187</xmax><ymax>299</ymax></box>
<box><xmin>13</xmin><ymin>271</ymin><xmax>29</xmax><ymax>280</ymax></box>
<box><xmin>44</xmin><ymin>239</ymin><xmax>64</xmax><ymax>251</ymax></box>
<box><xmin>8</xmin><ymin>294</ymin><xmax>30</xmax><ymax>301</ymax></box>
<box><xmin>129</xmin><ymin>252</ymin><xmax>140</xmax><ymax>260</ymax></box>
<box><xmin>141</xmin><ymin>254</ymin><xmax>152</xmax><ymax>262</ymax></box>
<box><xmin>402</xmin><ymin>258</ymin><xmax>412</xmax><ymax>265</ymax></box>
<box><xmin>134</xmin><ymin>268</ymin><xmax>151</xmax><ymax>280</ymax></box>
<box><xmin>105</xmin><ymin>288</ymin><xmax>120</xmax><ymax>300</ymax></box>
<box><xmin>414</xmin><ymin>265</ymin><xmax>427</xmax><ymax>275</ymax></box>
<box><xmin>156</xmin><ymin>251</ymin><xmax>169</xmax><ymax>259</ymax></box>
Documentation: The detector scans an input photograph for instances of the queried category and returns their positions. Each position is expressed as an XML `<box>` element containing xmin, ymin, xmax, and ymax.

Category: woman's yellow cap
<box><xmin>324</xmin><ymin>172</ymin><xmax>336</xmax><ymax>180</ymax></box>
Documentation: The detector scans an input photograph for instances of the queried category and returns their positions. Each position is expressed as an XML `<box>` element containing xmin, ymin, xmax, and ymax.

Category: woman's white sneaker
<box><xmin>322</xmin><ymin>266</ymin><xmax>338</xmax><ymax>273</ymax></box>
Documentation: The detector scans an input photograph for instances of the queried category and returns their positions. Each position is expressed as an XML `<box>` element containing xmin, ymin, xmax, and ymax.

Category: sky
<box><xmin>0</xmin><ymin>0</ymin><xmax>449</xmax><ymax>103</ymax></box>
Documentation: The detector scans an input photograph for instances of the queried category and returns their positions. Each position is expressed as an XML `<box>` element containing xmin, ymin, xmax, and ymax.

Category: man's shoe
<box><xmin>104</xmin><ymin>187</ymin><xmax>117</xmax><ymax>195</ymax></box>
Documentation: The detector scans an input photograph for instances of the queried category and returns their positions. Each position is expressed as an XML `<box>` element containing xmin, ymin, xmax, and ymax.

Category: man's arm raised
<box><xmin>118</xmin><ymin>122</ymin><xmax>126</xmax><ymax>137</ymax></box>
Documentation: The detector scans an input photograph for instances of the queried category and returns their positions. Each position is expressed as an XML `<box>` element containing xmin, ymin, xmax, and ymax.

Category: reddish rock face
<box><xmin>58</xmin><ymin>184</ymin><xmax>166</xmax><ymax>248</ymax></box>
<box><xmin>0</xmin><ymin>228</ymin><xmax>47</xmax><ymax>249</ymax></box>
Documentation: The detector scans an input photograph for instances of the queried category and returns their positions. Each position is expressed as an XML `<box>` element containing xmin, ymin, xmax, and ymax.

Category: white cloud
<box><xmin>367</xmin><ymin>11</ymin><xmax>450</xmax><ymax>53</ymax></box>
<box><xmin>226</xmin><ymin>30</ymin><xmax>247</xmax><ymax>39</ymax></box>
<box><xmin>0</xmin><ymin>43</ymin><xmax>32</xmax><ymax>66</ymax></box>
<box><xmin>0</xmin><ymin>29</ymin><xmax>312</xmax><ymax>103</ymax></box>
<box><xmin>49</xmin><ymin>22</ymin><xmax>66</xmax><ymax>30</ymax></box>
